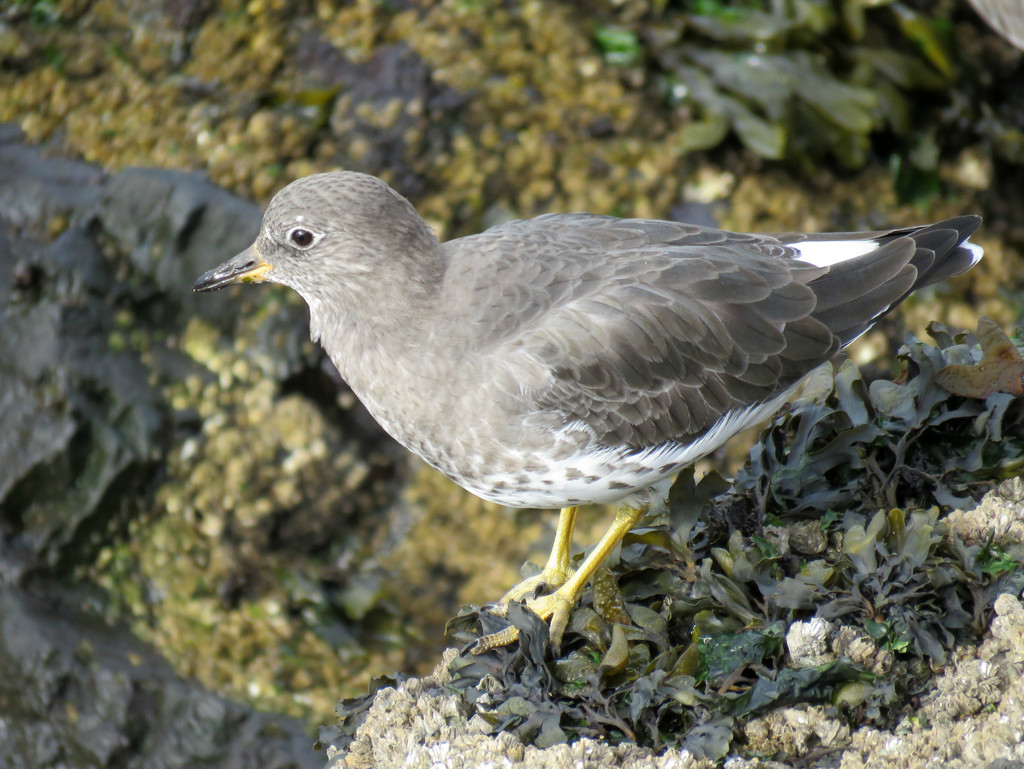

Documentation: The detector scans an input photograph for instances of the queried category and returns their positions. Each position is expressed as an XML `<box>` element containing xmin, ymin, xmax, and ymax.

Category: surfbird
<box><xmin>193</xmin><ymin>171</ymin><xmax>983</xmax><ymax>650</ymax></box>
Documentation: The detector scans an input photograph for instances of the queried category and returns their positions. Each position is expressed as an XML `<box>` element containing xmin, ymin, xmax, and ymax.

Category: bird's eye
<box><xmin>289</xmin><ymin>228</ymin><xmax>315</xmax><ymax>248</ymax></box>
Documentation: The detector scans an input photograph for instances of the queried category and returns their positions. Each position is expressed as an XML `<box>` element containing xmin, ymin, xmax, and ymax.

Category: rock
<box><xmin>0</xmin><ymin>124</ymin><xmax>104</xmax><ymax>229</ymax></box>
<box><xmin>0</xmin><ymin>126</ymin><xmax>329</xmax><ymax>768</ymax></box>
<box><xmin>0</xmin><ymin>153</ymin><xmax>165</xmax><ymax>571</ymax></box>
<box><xmin>96</xmin><ymin>166</ymin><xmax>261</xmax><ymax>314</ymax></box>
<box><xmin>0</xmin><ymin>585</ymin><xmax>320</xmax><ymax>769</ymax></box>
<box><xmin>785</xmin><ymin>617</ymin><xmax>834</xmax><ymax>667</ymax></box>
<box><xmin>321</xmin><ymin>650</ymin><xmax>717</xmax><ymax>769</ymax></box>
<box><xmin>325</xmin><ymin>42</ymin><xmax>467</xmax><ymax>200</ymax></box>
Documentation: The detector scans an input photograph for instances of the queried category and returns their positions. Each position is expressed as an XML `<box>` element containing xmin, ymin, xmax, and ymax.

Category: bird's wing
<box><xmin>451</xmin><ymin>214</ymin><xmax>979</xmax><ymax>449</ymax></box>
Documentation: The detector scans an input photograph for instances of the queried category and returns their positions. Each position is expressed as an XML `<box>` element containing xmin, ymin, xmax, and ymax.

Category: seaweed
<box><xmin>594</xmin><ymin>0</ymin><xmax>958</xmax><ymax>171</ymax></box>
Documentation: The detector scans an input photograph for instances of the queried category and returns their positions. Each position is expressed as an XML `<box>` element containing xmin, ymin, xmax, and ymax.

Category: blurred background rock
<box><xmin>0</xmin><ymin>1</ymin><xmax>1022</xmax><ymax>767</ymax></box>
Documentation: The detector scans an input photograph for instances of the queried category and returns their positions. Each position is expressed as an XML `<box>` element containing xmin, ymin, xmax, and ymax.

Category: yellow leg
<box><xmin>526</xmin><ymin>504</ymin><xmax>645</xmax><ymax>647</ymax></box>
<box><xmin>499</xmin><ymin>505</ymin><xmax>578</xmax><ymax>603</ymax></box>
<box><xmin>472</xmin><ymin>503</ymin><xmax>647</xmax><ymax>653</ymax></box>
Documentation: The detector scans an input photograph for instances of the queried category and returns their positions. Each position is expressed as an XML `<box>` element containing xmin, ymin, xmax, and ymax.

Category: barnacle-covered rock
<box><xmin>742</xmin><ymin>705</ymin><xmax>850</xmax><ymax>757</ymax></box>
<box><xmin>832</xmin><ymin>626</ymin><xmax>894</xmax><ymax>676</ymax></box>
<box><xmin>842</xmin><ymin>592</ymin><xmax>1024</xmax><ymax>769</ymax></box>
<box><xmin>325</xmin><ymin>585</ymin><xmax>1024</xmax><ymax>768</ymax></box>
<box><xmin>947</xmin><ymin>476</ymin><xmax>1024</xmax><ymax>552</ymax></box>
<box><xmin>786</xmin><ymin>618</ymin><xmax>835</xmax><ymax>668</ymax></box>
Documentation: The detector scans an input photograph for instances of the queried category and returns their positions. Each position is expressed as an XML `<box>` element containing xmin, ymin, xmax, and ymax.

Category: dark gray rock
<box><xmin>0</xmin><ymin>124</ymin><xmax>104</xmax><ymax>231</ymax></box>
<box><xmin>0</xmin><ymin>176</ymin><xmax>165</xmax><ymax>571</ymax></box>
<box><xmin>0</xmin><ymin>126</ymin><xmax>330</xmax><ymax>769</ymax></box>
<box><xmin>0</xmin><ymin>586</ymin><xmax>320</xmax><ymax>769</ymax></box>
<box><xmin>97</xmin><ymin>167</ymin><xmax>261</xmax><ymax>308</ymax></box>
<box><xmin>324</xmin><ymin>42</ymin><xmax>467</xmax><ymax>200</ymax></box>
<box><xmin>0</xmin><ymin>129</ymin><xmax>321</xmax><ymax>575</ymax></box>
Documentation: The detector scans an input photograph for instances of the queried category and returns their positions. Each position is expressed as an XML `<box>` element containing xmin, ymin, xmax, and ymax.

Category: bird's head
<box><xmin>193</xmin><ymin>171</ymin><xmax>442</xmax><ymax>311</ymax></box>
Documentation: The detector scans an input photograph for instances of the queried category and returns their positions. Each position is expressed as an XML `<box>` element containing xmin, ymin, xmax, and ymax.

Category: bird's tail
<box><xmin>802</xmin><ymin>216</ymin><xmax>983</xmax><ymax>346</ymax></box>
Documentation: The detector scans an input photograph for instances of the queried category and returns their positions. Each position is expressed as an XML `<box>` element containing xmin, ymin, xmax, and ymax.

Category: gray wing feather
<box><xmin>450</xmin><ymin>214</ymin><xmax>979</xmax><ymax>449</ymax></box>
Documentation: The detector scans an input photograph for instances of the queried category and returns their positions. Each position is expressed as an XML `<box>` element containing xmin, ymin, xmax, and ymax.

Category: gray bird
<box><xmin>194</xmin><ymin>171</ymin><xmax>982</xmax><ymax>650</ymax></box>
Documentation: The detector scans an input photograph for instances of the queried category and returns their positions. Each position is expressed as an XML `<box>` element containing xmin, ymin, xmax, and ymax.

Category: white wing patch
<box><xmin>792</xmin><ymin>240</ymin><xmax>878</xmax><ymax>267</ymax></box>
<box><xmin>963</xmin><ymin>241</ymin><xmax>984</xmax><ymax>266</ymax></box>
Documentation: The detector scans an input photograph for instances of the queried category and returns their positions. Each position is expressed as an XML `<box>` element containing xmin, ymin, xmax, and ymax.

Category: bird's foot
<box><xmin>497</xmin><ymin>563</ymin><xmax>572</xmax><ymax>605</ymax></box>
<box><xmin>467</xmin><ymin>504</ymin><xmax>645</xmax><ymax>655</ymax></box>
<box><xmin>521</xmin><ymin>588</ymin><xmax>576</xmax><ymax>648</ymax></box>
<box><xmin>470</xmin><ymin>582</ymin><xmax>580</xmax><ymax>655</ymax></box>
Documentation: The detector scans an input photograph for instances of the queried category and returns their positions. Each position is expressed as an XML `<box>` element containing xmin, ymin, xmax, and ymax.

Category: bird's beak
<box><xmin>193</xmin><ymin>244</ymin><xmax>274</xmax><ymax>292</ymax></box>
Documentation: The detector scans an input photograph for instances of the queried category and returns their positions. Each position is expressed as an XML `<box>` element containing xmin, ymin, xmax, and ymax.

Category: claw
<box><xmin>470</xmin><ymin>625</ymin><xmax>520</xmax><ymax>654</ymax></box>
